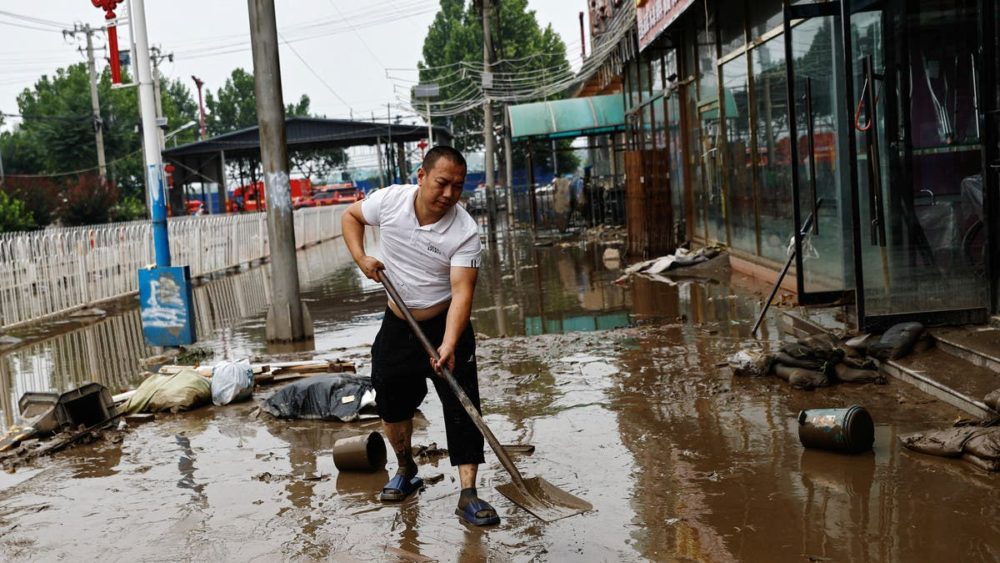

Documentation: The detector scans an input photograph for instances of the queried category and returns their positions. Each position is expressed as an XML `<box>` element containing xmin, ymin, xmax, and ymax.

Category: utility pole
<box><xmin>504</xmin><ymin>113</ymin><xmax>514</xmax><ymax>226</ymax></box>
<box><xmin>192</xmin><ymin>76</ymin><xmax>207</xmax><ymax>140</ymax></box>
<box><xmin>387</xmin><ymin>103</ymin><xmax>394</xmax><ymax>183</ymax></box>
<box><xmin>125</xmin><ymin>0</ymin><xmax>196</xmax><ymax>347</ymax></box>
<box><xmin>69</xmin><ymin>23</ymin><xmax>108</xmax><ymax>183</ymax></box>
<box><xmin>482</xmin><ymin>0</ymin><xmax>498</xmax><ymax>242</ymax></box>
<box><xmin>248</xmin><ymin>0</ymin><xmax>313</xmax><ymax>343</ymax></box>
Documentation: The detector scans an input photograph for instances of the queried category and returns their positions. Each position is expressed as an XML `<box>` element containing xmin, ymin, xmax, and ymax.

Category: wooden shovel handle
<box><xmin>380</xmin><ymin>272</ymin><xmax>527</xmax><ymax>488</ymax></box>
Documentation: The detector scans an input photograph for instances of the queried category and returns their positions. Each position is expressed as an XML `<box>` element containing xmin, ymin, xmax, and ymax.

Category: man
<box><xmin>341</xmin><ymin>146</ymin><xmax>499</xmax><ymax>526</ymax></box>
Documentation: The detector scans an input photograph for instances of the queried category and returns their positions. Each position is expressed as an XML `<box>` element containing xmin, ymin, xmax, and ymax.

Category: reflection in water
<box><xmin>0</xmin><ymin>233</ymin><xmax>377</xmax><ymax>432</ymax></box>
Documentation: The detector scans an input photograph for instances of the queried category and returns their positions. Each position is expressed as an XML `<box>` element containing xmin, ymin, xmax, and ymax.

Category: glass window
<box><xmin>722</xmin><ymin>54</ymin><xmax>756</xmax><ymax>254</ymax></box>
<box><xmin>650</xmin><ymin>53</ymin><xmax>665</xmax><ymax>99</ymax></box>
<box><xmin>749</xmin><ymin>0</ymin><xmax>784</xmax><ymax>39</ymax></box>
<box><xmin>667</xmin><ymin>93</ymin><xmax>686</xmax><ymax>239</ymax></box>
<box><xmin>719</xmin><ymin>0</ymin><xmax>747</xmax><ymax>55</ymax></box>
<box><xmin>751</xmin><ymin>33</ymin><xmax>793</xmax><ymax>263</ymax></box>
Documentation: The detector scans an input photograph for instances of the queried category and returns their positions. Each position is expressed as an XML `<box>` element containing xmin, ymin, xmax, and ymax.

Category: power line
<box><xmin>277</xmin><ymin>32</ymin><xmax>354</xmax><ymax>114</ymax></box>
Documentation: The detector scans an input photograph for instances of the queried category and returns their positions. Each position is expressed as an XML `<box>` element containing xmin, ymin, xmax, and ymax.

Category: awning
<box><xmin>508</xmin><ymin>94</ymin><xmax>625</xmax><ymax>142</ymax></box>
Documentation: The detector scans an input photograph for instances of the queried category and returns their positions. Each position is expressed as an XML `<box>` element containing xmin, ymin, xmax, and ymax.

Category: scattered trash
<box><xmin>900</xmin><ymin>419</ymin><xmax>1000</xmax><ymax>472</ymax></box>
<box><xmin>1</xmin><ymin>383</ymin><xmax>119</xmax><ymax>452</ymax></box>
<box><xmin>412</xmin><ymin>442</ymin><xmax>448</xmax><ymax>463</ymax></box>
<box><xmin>615</xmin><ymin>246</ymin><xmax>728</xmax><ymax>284</ymax></box>
<box><xmin>124</xmin><ymin>413</ymin><xmax>155</xmax><ymax>425</ymax></box>
<box><xmin>261</xmin><ymin>375</ymin><xmax>376</xmax><ymax>422</ymax></box>
<box><xmin>211</xmin><ymin>359</ymin><xmax>255</xmax><ymax>406</ymax></box>
<box><xmin>123</xmin><ymin>369</ymin><xmax>212</xmax><ymax>414</ymax></box>
<box><xmin>333</xmin><ymin>432</ymin><xmax>387</xmax><ymax>472</ymax></box>
<box><xmin>727</xmin><ymin>348</ymin><xmax>769</xmax><ymax>377</ymax></box>
<box><xmin>798</xmin><ymin>406</ymin><xmax>875</xmax><ymax>453</ymax></box>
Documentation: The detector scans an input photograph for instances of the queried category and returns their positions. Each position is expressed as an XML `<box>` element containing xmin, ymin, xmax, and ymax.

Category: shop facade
<box><xmin>624</xmin><ymin>0</ymin><xmax>1000</xmax><ymax>329</ymax></box>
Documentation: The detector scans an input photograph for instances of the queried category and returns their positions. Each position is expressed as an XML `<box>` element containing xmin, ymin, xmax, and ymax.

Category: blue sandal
<box><xmin>455</xmin><ymin>498</ymin><xmax>501</xmax><ymax>526</ymax></box>
<box><xmin>380</xmin><ymin>474</ymin><xmax>424</xmax><ymax>502</ymax></box>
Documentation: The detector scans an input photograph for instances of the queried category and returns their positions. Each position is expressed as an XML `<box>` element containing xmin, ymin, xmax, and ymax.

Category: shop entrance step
<box><xmin>880</xmin><ymin>348</ymin><xmax>998</xmax><ymax>419</ymax></box>
<box><xmin>931</xmin><ymin>326</ymin><xmax>1000</xmax><ymax>374</ymax></box>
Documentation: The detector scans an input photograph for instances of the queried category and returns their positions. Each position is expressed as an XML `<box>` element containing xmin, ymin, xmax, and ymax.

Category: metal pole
<box><xmin>483</xmin><ymin>0</ymin><xmax>497</xmax><ymax>242</ymax></box>
<box><xmin>248</xmin><ymin>0</ymin><xmax>312</xmax><ymax>342</ymax></box>
<box><xmin>151</xmin><ymin>48</ymin><xmax>166</xmax><ymax>156</ymax></box>
<box><xmin>387</xmin><ymin>103</ymin><xmax>394</xmax><ymax>183</ymax></box>
<box><xmin>426</xmin><ymin>98</ymin><xmax>433</xmax><ymax>147</ymax></box>
<box><xmin>504</xmin><ymin>111</ymin><xmax>515</xmax><ymax>227</ymax></box>
<box><xmin>132</xmin><ymin>0</ymin><xmax>170</xmax><ymax>266</ymax></box>
<box><xmin>83</xmin><ymin>25</ymin><xmax>107</xmax><ymax>183</ymax></box>
<box><xmin>375</xmin><ymin>135</ymin><xmax>386</xmax><ymax>188</ymax></box>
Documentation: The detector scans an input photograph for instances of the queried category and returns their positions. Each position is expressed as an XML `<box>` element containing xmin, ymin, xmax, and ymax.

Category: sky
<box><xmin>0</xmin><ymin>0</ymin><xmax>591</xmax><ymax>133</ymax></box>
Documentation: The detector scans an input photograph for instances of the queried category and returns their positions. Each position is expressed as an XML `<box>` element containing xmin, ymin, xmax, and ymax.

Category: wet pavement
<box><xmin>1</xmin><ymin>228</ymin><xmax>999</xmax><ymax>561</ymax></box>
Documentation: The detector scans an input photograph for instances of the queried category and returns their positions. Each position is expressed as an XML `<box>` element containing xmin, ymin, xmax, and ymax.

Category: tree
<box><xmin>0</xmin><ymin>63</ymin><xmax>199</xmax><ymax>225</ymax></box>
<box><xmin>416</xmin><ymin>0</ymin><xmax>578</xmax><ymax>176</ymax></box>
<box><xmin>0</xmin><ymin>190</ymin><xmax>36</xmax><ymax>233</ymax></box>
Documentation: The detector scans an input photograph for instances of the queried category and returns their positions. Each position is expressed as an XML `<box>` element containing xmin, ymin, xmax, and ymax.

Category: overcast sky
<box><xmin>0</xmin><ymin>0</ymin><xmax>590</xmax><ymax>132</ymax></box>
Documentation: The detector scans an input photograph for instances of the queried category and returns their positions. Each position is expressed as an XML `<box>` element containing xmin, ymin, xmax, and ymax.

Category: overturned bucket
<box><xmin>333</xmin><ymin>432</ymin><xmax>387</xmax><ymax>472</ymax></box>
<box><xmin>797</xmin><ymin>406</ymin><xmax>874</xmax><ymax>453</ymax></box>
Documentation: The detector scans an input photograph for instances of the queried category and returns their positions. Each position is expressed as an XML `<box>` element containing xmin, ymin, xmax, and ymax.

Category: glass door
<box><xmin>784</xmin><ymin>2</ymin><xmax>853</xmax><ymax>304</ymax></box>
<box><xmin>853</xmin><ymin>0</ymin><xmax>989</xmax><ymax>330</ymax></box>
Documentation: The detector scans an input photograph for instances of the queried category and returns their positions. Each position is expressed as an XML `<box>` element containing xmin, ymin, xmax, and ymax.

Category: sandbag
<box><xmin>984</xmin><ymin>388</ymin><xmax>1000</xmax><ymax>412</ymax></box>
<box><xmin>123</xmin><ymin>369</ymin><xmax>211</xmax><ymax>414</ymax></box>
<box><xmin>261</xmin><ymin>375</ymin><xmax>376</xmax><ymax>422</ymax></box>
<box><xmin>899</xmin><ymin>427</ymin><xmax>980</xmax><ymax>458</ymax></box>
<box><xmin>773</xmin><ymin>365</ymin><xmax>830</xmax><ymax>390</ymax></box>
<box><xmin>834</xmin><ymin>363</ymin><xmax>887</xmax><ymax>385</ymax></box>
<box><xmin>211</xmin><ymin>359</ymin><xmax>254</xmax><ymax>406</ymax></box>
<box><xmin>868</xmin><ymin>322</ymin><xmax>925</xmax><ymax>361</ymax></box>
<box><xmin>964</xmin><ymin>430</ymin><xmax>1000</xmax><ymax>460</ymax></box>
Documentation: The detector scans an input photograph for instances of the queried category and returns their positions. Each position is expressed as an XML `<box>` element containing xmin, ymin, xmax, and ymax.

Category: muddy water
<box><xmin>1</xmin><ymin>233</ymin><xmax>998</xmax><ymax>561</ymax></box>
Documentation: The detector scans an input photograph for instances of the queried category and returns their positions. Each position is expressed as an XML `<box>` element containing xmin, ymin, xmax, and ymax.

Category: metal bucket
<box><xmin>332</xmin><ymin>432</ymin><xmax>387</xmax><ymax>472</ymax></box>
<box><xmin>797</xmin><ymin>406</ymin><xmax>874</xmax><ymax>453</ymax></box>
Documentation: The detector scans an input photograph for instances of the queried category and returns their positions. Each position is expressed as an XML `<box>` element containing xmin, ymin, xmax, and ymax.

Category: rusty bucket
<box><xmin>333</xmin><ymin>432</ymin><xmax>387</xmax><ymax>472</ymax></box>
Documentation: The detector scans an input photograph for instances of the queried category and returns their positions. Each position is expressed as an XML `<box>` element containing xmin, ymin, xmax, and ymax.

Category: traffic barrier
<box><xmin>0</xmin><ymin>205</ymin><xmax>346</xmax><ymax>330</ymax></box>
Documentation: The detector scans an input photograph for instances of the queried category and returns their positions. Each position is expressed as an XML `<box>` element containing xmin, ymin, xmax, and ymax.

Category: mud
<box><xmin>0</xmin><ymin>233</ymin><xmax>998</xmax><ymax>560</ymax></box>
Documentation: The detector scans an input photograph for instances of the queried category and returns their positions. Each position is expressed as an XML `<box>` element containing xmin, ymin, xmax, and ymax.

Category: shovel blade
<box><xmin>495</xmin><ymin>476</ymin><xmax>592</xmax><ymax>522</ymax></box>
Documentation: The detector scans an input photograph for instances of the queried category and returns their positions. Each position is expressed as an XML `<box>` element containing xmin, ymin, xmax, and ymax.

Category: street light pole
<box><xmin>482</xmin><ymin>0</ymin><xmax>497</xmax><ymax>243</ymax></box>
<box><xmin>126</xmin><ymin>0</ymin><xmax>196</xmax><ymax>346</ymax></box>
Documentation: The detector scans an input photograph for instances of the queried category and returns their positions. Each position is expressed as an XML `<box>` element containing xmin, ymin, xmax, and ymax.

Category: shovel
<box><xmin>380</xmin><ymin>272</ymin><xmax>592</xmax><ymax>522</ymax></box>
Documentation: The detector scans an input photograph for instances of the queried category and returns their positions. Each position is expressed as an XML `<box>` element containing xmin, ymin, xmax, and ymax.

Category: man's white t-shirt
<box><xmin>361</xmin><ymin>184</ymin><xmax>482</xmax><ymax>309</ymax></box>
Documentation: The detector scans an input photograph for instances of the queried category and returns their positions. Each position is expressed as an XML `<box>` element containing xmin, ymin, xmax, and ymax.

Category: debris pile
<box><xmin>615</xmin><ymin>246</ymin><xmax>728</xmax><ymax>285</ymax></box>
<box><xmin>901</xmin><ymin>418</ymin><xmax>1000</xmax><ymax>472</ymax></box>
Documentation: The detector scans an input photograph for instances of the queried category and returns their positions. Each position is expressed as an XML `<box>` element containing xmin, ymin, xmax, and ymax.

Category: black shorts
<box><xmin>370</xmin><ymin>307</ymin><xmax>485</xmax><ymax>467</ymax></box>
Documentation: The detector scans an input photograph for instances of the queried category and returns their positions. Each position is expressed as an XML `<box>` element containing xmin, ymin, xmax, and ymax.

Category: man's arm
<box><xmin>435</xmin><ymin>266</ymin><xmax>478</xmax><ymax>372</ymax></box>
<box><xmin>342</xmin><ymin>201</ymin><xmax>383</xmax><ymax>281</ymax></box>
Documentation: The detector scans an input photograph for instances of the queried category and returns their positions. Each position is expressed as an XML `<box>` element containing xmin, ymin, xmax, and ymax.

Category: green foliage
<box><xmin>417</xmin><ymin>0</ymin><xmax>572</xmax><ymax>154</ymax></box>
<box><xmin>0</xmin><ymin>190</ymin><xmax>36</xmax><ymax>233</ymax></box>
<box><xmin>1</xmin><ymin>176</ymin><xmax>59</xmax><ymax>227</ymax></box>
<box><xmin>0</xmin><ymin>63</ymin><xmax>199</xmax><ymax>224</ymax></box>
<box><xmin>109</xmin><ymin>192</ymin><xmax>148</xmax><ymax>223</ymax></box>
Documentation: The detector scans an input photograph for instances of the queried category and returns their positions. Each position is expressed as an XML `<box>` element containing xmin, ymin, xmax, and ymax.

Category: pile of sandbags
<box><xmin>729</xmin><ymin>333</ymin><xmax>885</xmax><ymax>390</ymax></box>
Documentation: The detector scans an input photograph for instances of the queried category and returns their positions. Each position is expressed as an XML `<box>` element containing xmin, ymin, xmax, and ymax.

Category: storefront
<box><xmin>625</xmin><ymin>0</ymin><xmax>1000</xmax><ymax>329</ymax></box>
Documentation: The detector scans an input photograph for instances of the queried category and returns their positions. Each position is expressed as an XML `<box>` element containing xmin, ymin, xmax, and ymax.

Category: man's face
<box><xmin>417</xmin><ymin>158</ymin><xmax>467</xmax><ymax>214</ymax></box>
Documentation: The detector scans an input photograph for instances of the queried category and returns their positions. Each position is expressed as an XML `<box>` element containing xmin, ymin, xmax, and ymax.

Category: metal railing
<box><xmin>0</xmin><ymin>205</ymin><xmax>346</xmax><ymax>330</ymax></box>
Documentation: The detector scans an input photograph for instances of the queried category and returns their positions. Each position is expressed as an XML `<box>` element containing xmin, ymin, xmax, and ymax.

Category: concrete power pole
<box><xmin>248</xmin><ymin>0</ymin><xmax>313</xmax><ymax>343</ymax></box>
<box><xmin>75</xmin><ymin>24</ymin><xmax>108</xmax><ymax>183</ymax></box>
<box><xmin>482</xmin><ymin>0</ymin><xmax>497</xmax><ymax>242</ymax></box>
<box><xmin>192</xmin><ymin>76</ymin><xmax>207</xmax><ymax>140</ymax></box>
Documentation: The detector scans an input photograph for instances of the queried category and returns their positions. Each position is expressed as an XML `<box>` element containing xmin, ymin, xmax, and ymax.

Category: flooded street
<box><xmin>0</xmin><ymin>230</ymin><xmax>998</xmax><ymax>561</ymax></box>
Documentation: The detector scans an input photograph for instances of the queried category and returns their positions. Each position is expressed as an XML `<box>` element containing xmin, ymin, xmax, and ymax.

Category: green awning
<box><xmin>508</xmin><ymin>94</ymin><xmax>625</xmax><ymax>141</ymax></box>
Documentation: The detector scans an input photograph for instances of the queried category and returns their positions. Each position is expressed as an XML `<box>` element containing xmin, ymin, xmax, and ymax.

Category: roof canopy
<box><xmin>162</xmin><ymin>116</ymin><xmax>451</xmax><ymax>160</ymax></box>
<box><xmin>507</xmin><ymin>94</ymin><xmax>625</xmax><ymax>142</ymax></box>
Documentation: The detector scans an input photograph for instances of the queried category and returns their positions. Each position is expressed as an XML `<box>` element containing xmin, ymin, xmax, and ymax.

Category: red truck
<box><xmin>229</xmin><ymin>178</ymin><xmax>314</xmax><ymax>212</ymax></box>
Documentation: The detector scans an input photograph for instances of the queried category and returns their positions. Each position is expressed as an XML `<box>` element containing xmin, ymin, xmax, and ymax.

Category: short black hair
<box><xmin>422</xmin><ymin>145</ymin><xmax>467</xmax><ymax>172</ymax></box>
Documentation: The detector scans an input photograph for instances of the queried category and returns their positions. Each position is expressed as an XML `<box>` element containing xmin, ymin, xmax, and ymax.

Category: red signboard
<box><xmin>637</xmin><ymin>0</ymin><xmax>696</xmax><ymax>51</ymax></box>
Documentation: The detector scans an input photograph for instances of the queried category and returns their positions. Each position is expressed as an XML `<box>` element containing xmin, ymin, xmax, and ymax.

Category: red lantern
<box><xmin>91</xmin><ymin>0</ymin><xmax>124</xmax><ymax>84</ymax></box>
